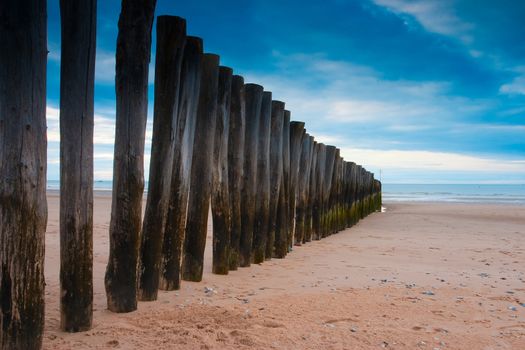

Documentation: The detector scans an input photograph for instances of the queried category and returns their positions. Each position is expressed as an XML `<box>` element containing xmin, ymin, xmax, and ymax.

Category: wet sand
<box><xmin>43</xmin><ymin>194</ymin><xmax>525</xmax><ymax>349</ymax></box>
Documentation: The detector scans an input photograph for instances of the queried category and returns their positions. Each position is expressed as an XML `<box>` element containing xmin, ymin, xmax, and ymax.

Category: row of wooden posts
<box><xmin>0</xmin><ymin>1</ymin><xmax>381</xmax><ymax>349</ymax></box>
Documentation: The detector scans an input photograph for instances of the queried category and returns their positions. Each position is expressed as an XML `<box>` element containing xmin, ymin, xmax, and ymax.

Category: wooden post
<box><xmin>59</xmin><ymin>0</ymin><xmax>96</xmax><ymax>331</ymax></box>
<box><xmin>327</xmin><ymin>149</ymin><xmax>340</xmax><ymax>235</ymax></box>
<box><xmin>239</xmin><ymin>84</ymin><xmax>263</xmax><ymax>267</ymax></box>
<box><xmin>347</xmin><ymin>162</ymin><xmax>354</xmax><ymax>227</ymax></box>
<box><xmin>343</xmin><ymin>162</ymin><xmax>353</xmax><ymax>228</ymax></box>
<box><xmin>295</xmin><ymin>133</ymin><xmax>312</xmax><ymax>245</ymax></box>
<box><xmin>283</xmin><ymin>111</ymin><xmax>293</xmax><ymax>251</ymax></box>
<box><xmin>211</xmin><ymin>66</ymin><xmax>233</xmax><ymax>275</ymax></box>
<box><xmin>253</xmin><ymin>92</ymin><xmax>272</xmax><ymax>263</ymax></box>
<box><xmin>275</xmin><ymin>110</ymin><xmax>291</xmax><ymax>256</ymax></box>
<box><xmin>351</xmin><ymin>164</ymin><xmax>360</xmax><ymax>225</ymax></box>
<box><xmin>105</xmin><ymin>0</ymin><xmax>156</xmax><ymax>313</ymax></box>
<box><xmin>321</xmin><ymin>145</ymin><xmax>336</xmax><ymax>238</ymax></box>
<box><xmin>312</xmin><ymin>143</ymin><xmax>326</xmax><ymax>240</ymax></box>
<box><xmin>375</xmin><ymin>179</ymin><xmax>382</xmax><ymax>212</ymax></box>
<box><xmin>267</xmin><ymin>101</ymin><xmax>284</xmax><ymax>259</ymax></box>
<box><xmin>182</xmin><ymin>54</ymin><xmax>220</xmax><ymax>282</ymax></box>
<box><xmin>0</xmin><ymin>0</ymin><xmax>47</xmax><ymax>347</ymax></box>
<box><xmin>138</xmin><ymin>16</ymin><xmax>186</xmax><ymax>301</ymax></box>
<box><xmin>159</xmin><ymin>36</ymin><xmax>202</xmax><ymax>290</ymax></box>
<box><xmin>227</xmin><ymin>76</ymin><xmax>245</xmax><ymax>270</ymax></box>
<box><xmin>305</xmin><ymin>138</ymin><xmax>317</xmax><ymax>242</ymax></box>
<box><xmin>289</xmin><ymin>122</ymin><xmax>305</xmax><ymax>245</ymax></box>
<box><xmin>355</xmin><ymin>165</ymin><xmax>363</xmax><ymax>222</ymax></box>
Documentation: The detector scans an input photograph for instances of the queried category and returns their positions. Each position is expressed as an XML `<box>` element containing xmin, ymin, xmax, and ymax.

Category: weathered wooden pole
<box><xmin>327</xmin><ymin>149</ymin><xmax>340</xmax><ymax>235</ymax></box>
<box><xmin>211</xmin><ymin>66</ymin><xmax>233</xmax><ymax>275</ymax></box>
<box><xmin>267</xmin><ymin>101</ymin><xmax>285</xmax><ymax>259</ymax></box>
<box><xmin>227</xmin><ymin>76</ymin><xmax>245</xmax><ymax>270</ymax></box>
<box><xmin>295</xmin><ymin>133</ymin><xmax>312</xmax><ymax>245</ymax></box>
<box><xmin>321</xmin><ymin>145</ymin><xmax>336</xmax><ymax>238</ymax></box>
<box><xmin>355</xmin><ymin>165</ymin><xmax>363</xmax><ymax>222</ymax></box>
<box><xmin>345</xmin><ymin>162</ymin><xmax>355</xmax><ymax>228</ymax></box>
<box><xmin>105</xmin><ymin>0</ymin><xmax>156</xmax><ymax>313</ymax></box>
<box><xmin>312</xmin><ymin>143</ymin><xmax>326</xmax><ymax>240</ymax></box>
<box><xmin>59</xmin><ymin>0</ymin><xmax>96</xmax><ymax>331</ymax></box>
<box><xmin>239</xmin><ymin>84</ymin><xmax>263</xmax><ymax>267</ymax></box>
<box><xmin>158</xmin><ymin>37</ymin><xmax>201</xmax><ymax>290</ymax></box>
<box><xmin>282</xmin><ymin>111</ymin><xmax>292</xmax><ymax>251</ymax></box>
<box><xmin>0</xmin><ymin>0</ymin><xmax>47</xmax><ymax>347</ymax></box>
<box><xmin>337</xmin><ymin>154</ymin><xmax>345</xmax><ymax>231</ymax></box>
<box><xmin>375</xmin><ymin>179</ymin><xmax>382</xmax><ymax>212</ymax></box>
<box><xmin>351</xmin><ymin>163</ymin><xmax>360</xmax><ymax>225</ymax></box>
<box><xmin>342</xmin><ymin>161</ymin><xmax>351</xmax><ymax>229</ymax></box>
<box><xmin>138</xmin><ymin>16</ymin><xmax>186</xmax><ymax>301</ymax></box>
<box><xmin>274</xmin><ymin>110</ymin><xmax>291</xmax><ymax>256</ymax></box>
<box><xmin>305</xmin><ymin>139</ymin><xmax>317</xmax><ymax>242</ymax></box>
<box><xmin>182</xmin><ymin>54</ymin><xmax>220</xmax><ymax>282</ymax></box>
<box><xmin>159</xmin><ymin>37</ymin><xmax>202</xmax><ymax>290</ymax></box>
<box><xmin>253</xmin><ymin>92</ymin><xmax>272</xmax><ymax>263</ymax></box>
<box><xmin>289</xmin><ymin>122</ymin><xmax>305</xmax><ymax>246</ymax></box>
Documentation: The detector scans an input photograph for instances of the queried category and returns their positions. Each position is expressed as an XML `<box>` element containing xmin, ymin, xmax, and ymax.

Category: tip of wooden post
<box><xmin>157</xmin><ymin>15</ymin><xmax>187</xmax><ymax>30</ymax></box>
<box><xmin>290</xmin><ymin>121</ymin><xmax>305</xmax><ymax>128</ymax></box>
<box><xmin>219</xmin><ymin>66</ymin><xmax>233</xmax><ymax>75</ymax></box>
<box><xmin>232</xmin><ymin>74</ymin><xmax>245</xmax><ymax>83</ymax></box>
<box><xmin>244</xmin><ymin>83</ymin><xmax>264</xmax><ymax>93</ymax></box>
<box><xmin>203</xmin><ymin>53</ymin><xmax>220</xmax><ymax>65</ymax></box>
<box><xmin>272</xmin><ymin>100</ymin><xmax>285</xmax><ymax>108</ymax></box>
<box><xmin>186</xmin><ymin>36</ymin><xmax>203</xmax><ymax>51</ymax></box>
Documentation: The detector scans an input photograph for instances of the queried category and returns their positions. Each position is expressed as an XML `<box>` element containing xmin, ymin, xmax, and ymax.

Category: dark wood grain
<box><xmin>138</xmin><ymin>16</ymin><xmax>186</xmax><ymax>301</ymax></box>
<box><xmin>59</xmin><ymin>0</ymin><xmax>97</xmax><ymax>331</ymax></box>
<box><xmin>0</xmin><ymin>0</ymin><xmax>47</xmax><ymax>347</ymax></box>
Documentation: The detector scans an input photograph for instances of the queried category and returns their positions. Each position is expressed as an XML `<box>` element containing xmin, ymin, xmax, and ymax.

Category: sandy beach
<box><xmin>42</xmin><ymin>194</ymin><xmax>525</xmax><ymax>349</ymax></box>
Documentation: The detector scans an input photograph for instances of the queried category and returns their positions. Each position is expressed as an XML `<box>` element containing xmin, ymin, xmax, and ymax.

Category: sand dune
<box><xmin>43</xmin><ymin>195</ymin><xmax>525</xmax><ymax>349</ymax></box>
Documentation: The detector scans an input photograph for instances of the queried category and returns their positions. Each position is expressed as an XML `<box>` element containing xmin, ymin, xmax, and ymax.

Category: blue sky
<box><xmin>46</xmin><ymin>0</ymin><xmax>525</xmax><ymax>184</ymax></box>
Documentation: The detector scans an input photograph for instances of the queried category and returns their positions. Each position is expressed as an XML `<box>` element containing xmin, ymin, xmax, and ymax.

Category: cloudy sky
<box><xmin>46</xmin><ymin>0</ymin><xmax>525</xmax><ymax>184</ymax></box>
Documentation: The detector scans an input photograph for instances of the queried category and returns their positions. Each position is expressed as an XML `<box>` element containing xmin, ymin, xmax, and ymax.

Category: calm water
<box><xmin>382</xmin><ymin>184</ymin><xmax>525</xmax><ymax>204</ymax></box>
<box><xmin>47</xmin><ymin>180</ymin><xmax>114</xmax><ymax>192</ymax></box>
<box><xmin>47</xmin><ymin>181</ymin><xmax>525</xmax><ymax>204</ymax></box>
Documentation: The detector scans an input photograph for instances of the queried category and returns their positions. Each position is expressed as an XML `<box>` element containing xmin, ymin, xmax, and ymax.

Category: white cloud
<box><xmin>340</xmin><ymin>147</ymin><xmax>525</xmax><ymax>175</ymax></box>
<box><xmin>372</xmin><ymin>0</ymin><xmax>473</xmax><ymax>43</ymax></box>
<box><xmin>94</xmin><ymin>49</ymin><xmax>155</xmax><ymax>85</ymax></box>
<box><xmin>244</xmin><ymin>53</ymin><xmax>491</xmax><ymax>133</ymax></box>
<box><xmin>46</xmin><ymin>105</ymin><xmax>153</xmax><ymax>180</ymax></box>
<box><xmin>500</xmin><ymin>75</ymin><xmax>525</xmax><ymax>95</ymax></box>
<box><xmin>95</xmin><ymin>50</ymin><xmax>116</xmax><ymax>84</ymax></box>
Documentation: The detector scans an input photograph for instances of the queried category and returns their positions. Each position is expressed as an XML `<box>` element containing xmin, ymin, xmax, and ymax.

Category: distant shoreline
<box><xmin>46</xmin><ymin>182</ymin><xmax>525</xmax><ymax>205</ymax></box>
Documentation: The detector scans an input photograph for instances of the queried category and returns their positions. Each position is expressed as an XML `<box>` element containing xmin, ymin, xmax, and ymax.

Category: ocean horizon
<box><xmin>46</xmin><ymin>180</ymin><xmax>525</xmax><ymax>205</ymax></box>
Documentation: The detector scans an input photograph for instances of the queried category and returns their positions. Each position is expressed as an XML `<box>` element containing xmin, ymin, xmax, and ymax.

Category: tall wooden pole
<box><xmin>182</xmin><ymin>54</ymin><xmax>220</xmax><ymax>282</ymax></box>
<box><xmin>0</xmin><ymin>0</ymin><xmax>47</xmax><ymax>347</ymax></box>
<box><xmin>283</xmin><ymin>111</ymin><xmax>292</xmax><ymax>251</ymax></box>
<box><xmin>312</xmin><ymin>143</ymin><xmax>326</xmax><ymax>240</ymax></box>
<box><xmin>321</xmin><ymin>145</ymin><xmax>336</xmax><ymax>238</ymax></box>
<box><xmin>105</xmin><ymin>0</ymin><xmax>156</xmax><ymax>313</ymax></box>
<box><xmin>211</xmin><ymin>66</ymin><xmax>233</xmax><ymax>275</ymax></box>
<box><xmin>59</xmin><ymin>0</ymin><xmax>96</xmax><ymax>331</ymax></box>
<box><xmin>239</xmin><ymin>84</ymin><xmax>263</xmax><ymax>267</ymax></box>
<box><xmin>275</xmin><ymin>110</ymin><xmax>291</xmax><ymax>257</ymax></box>
<box><xmin>138</xmin><ymin>16</ymin><xmax>186</xmax><ymax>301</ymax></box>
<box><xmin>305</xmin><ymin>140</ymin><xmax>318</xmax><ymax>242</ymax></box>
<box><xmin>267</xmin><ymin>101</ymin><xmax>284</xmax><ymax>259</ymax></box>
<box><xmin>289</xmin><ymin>122</ymin><xmax>305</xmax><ymax>246</ymax></box>
<box><xmin>253</xmin><ymin>91</ymin><xmax>272</xmax><ymax>263</ymax></box>
<box><xmin>295</xmin><ymin>133</ymin><xmax>312</xmax><ymax>245</ymax></box>
<box><xmin>159</xmin><ymin>36</ymin><xmax>202</xmax><ymax>290</ymax></box>
<box><xmin>227</xmin><ymin>76</ymin><xmax>245</xmax><ymax>270</ymax></box>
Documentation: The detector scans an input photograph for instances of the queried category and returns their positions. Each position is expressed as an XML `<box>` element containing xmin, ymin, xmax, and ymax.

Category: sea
<box><xmin>382</xmin><ymin>184</ymin><xmax>525</xmax><ymax>205</ymax></box>
<box><xmin>46</xmin><ymin>181</ymin><xmax>525</xmax><ymax>205</ymax></box>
